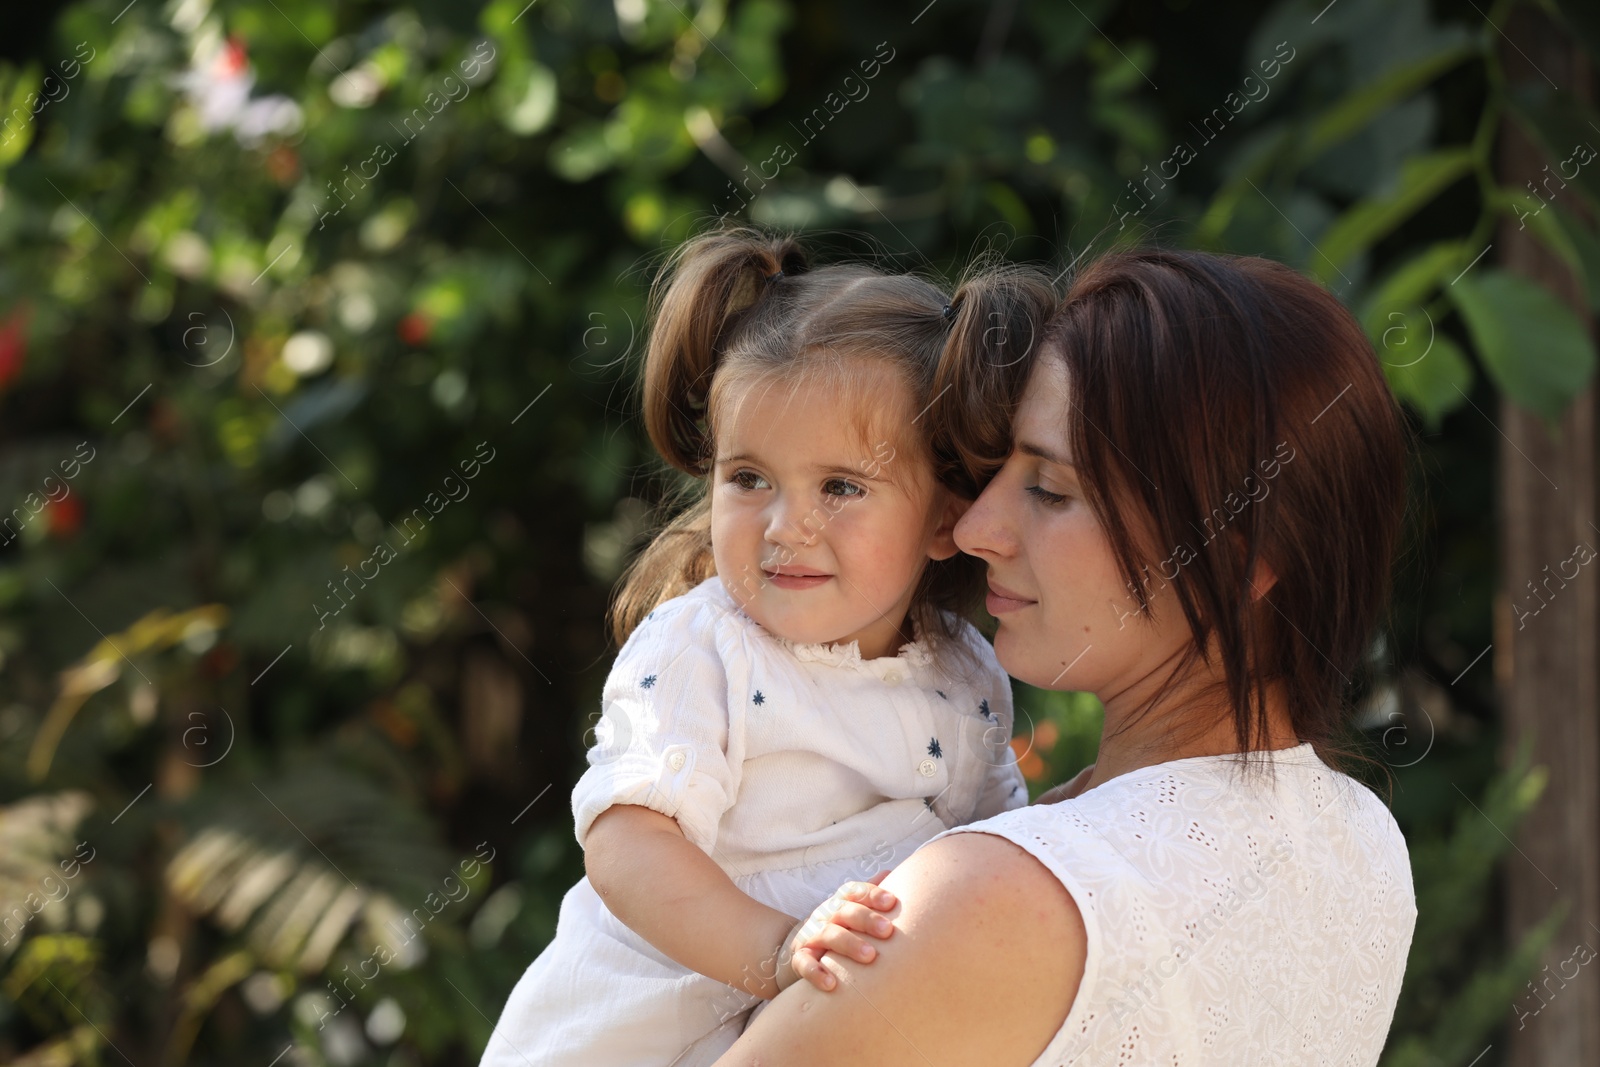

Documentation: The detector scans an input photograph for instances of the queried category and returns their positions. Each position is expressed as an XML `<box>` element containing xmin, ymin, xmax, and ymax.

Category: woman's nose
<box><xmin>953</xmin><ymin>478</ymin><xmax>1012</xmax><ymax>559</ymax></box>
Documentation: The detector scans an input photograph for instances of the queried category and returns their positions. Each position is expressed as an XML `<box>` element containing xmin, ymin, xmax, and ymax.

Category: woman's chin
<box><xmin>989</xmin><ymin>627</ymin><xmax>1033</xmax><ymax>682</ymax></box>
<box><xmin>994</xmin><ymin>632</ymin><xmax>1092</xmax><ymax>693</ymax></box>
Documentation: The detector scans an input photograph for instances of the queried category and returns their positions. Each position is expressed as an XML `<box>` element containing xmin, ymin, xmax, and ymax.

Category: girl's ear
<box><xmin>927</xmin><ymin>492</ymin><xmax>972</xmax><ymax>561</ymax></box>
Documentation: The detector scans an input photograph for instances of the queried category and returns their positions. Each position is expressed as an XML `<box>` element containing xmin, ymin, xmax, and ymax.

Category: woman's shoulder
<box><xmin>919</xmin><ymin>747</ymin><xmax>1415</xmax><ymax>1063</ymax></box>
<box><xmin>933</xmin><ymin>744</ymin><xmax>1413</xmax><ymax>898</ymax></box>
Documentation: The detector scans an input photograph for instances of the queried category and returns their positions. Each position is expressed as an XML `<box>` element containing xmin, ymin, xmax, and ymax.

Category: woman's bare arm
<box><xmin>715</xmin><ymin>831</ymin><xmax>1087</xmax><ymax>1067</ymax></box>
<box><xmin>585</xmin><ymin>804</ymin><xmax>799</xmax><ymax>1000</ymax></box>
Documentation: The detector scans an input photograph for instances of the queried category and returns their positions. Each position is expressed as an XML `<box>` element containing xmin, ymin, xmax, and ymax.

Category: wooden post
<box><xmin>1498</xmin><ymin>9</ymin><xmax>1600</xmax><ymax>1066</ymax></box>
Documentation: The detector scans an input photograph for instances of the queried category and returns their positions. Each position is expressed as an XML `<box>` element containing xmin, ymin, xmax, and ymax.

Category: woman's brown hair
<box><xmin>1036</xmin><ymin>248</ymin><xmax>1409</xmax><ymax>762</ymax></box>
<box><xmin>609</xmin><ymin>226</ymin><xmax>1056</xmax><ymax>663</ymax></box>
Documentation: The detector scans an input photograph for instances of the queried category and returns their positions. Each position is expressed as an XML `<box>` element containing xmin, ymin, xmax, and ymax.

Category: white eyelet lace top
<box><xmin>928</xmin><ymin>743</ymin><xmax>1416</xmax><ymax>1066</ymax></box>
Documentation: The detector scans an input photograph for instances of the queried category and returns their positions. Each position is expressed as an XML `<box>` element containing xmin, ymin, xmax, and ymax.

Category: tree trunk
<box><xmin>1498</xmin><ymin>10</ymin><xmax>1600</xmax><ymax>1067</ymax></box>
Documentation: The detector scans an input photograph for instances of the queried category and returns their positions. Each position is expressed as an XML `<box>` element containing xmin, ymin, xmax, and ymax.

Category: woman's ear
<box><xmin>1248</xmin><ymin>558</ymin><xmax>1279</xmax><ymax>601</ymax></box>
<box><xmin>928</xmin><ymin>492</ymin><xmax>973</xmax><ymax>561</ymax></box>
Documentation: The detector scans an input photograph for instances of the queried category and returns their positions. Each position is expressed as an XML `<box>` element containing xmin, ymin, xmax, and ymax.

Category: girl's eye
<box><xmin>822</xmin><ymin>478</ymin><xmax>866</xmax><ymax>498</ymax></box>
<box><xmin>1024</xmin><ymin>484</ymin><xmax>1069</xmax><ymax>506</ymax></box>
<box><xmin>731</xmin><ymin>469</ymin><xmax>769</xmax><ymax>491</ymax></box>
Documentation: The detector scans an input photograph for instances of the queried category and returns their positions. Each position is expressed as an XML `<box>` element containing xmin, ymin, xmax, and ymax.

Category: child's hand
<box><xmin>775</xmin><ymin>871</ymin><xmax>897</xmax><ymax>994</ymax></box>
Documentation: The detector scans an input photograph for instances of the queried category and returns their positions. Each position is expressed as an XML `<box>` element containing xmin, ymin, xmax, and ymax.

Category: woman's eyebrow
<box><xmin>1017</xmin><ymin>440</ymin><xmax>1075</xmax><ymax>467</ymax></box>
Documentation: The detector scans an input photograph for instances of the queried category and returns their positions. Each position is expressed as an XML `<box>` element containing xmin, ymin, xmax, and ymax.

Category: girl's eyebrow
<box><xmin>1017</xmin><ymin>440</ymin><xmax>1075</xmax><ymax>468</ymax></box>
<box><xmin>811</xmin><ymin>462</ymin><xmax>884</xmax><ymax>480</ymax></box>
<box><xmin>715</xmin><ymin>453</ymin><xmax>887</xmax><ymax>480</ymax></box>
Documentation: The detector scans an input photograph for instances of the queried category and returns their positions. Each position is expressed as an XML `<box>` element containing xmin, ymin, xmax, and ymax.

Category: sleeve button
<box><xmin>667</xmin><ymin>751</ymin><xmax>687</xmax><ymax>771</ymax></box>
<box><xmin>917</xmin><ymin>758</ymin><xmax>938</xmax><ymax>777</ymax></box>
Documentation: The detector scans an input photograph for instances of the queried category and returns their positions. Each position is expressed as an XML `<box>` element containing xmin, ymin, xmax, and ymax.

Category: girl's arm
<box><xmin>585</xmin><ymin>802</ymin><xmax>799</xmax><ymax>1000</ymax></box>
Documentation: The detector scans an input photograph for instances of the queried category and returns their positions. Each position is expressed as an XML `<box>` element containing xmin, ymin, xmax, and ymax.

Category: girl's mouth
<box><xmin>763</xmin><ymin>568</ymin><xmax>832</xmax><ymax>590</ymax></box>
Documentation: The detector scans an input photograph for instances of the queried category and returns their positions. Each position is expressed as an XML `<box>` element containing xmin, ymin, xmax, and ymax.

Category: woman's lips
<box><xmin>764</xmin><ymin>568</ymin><xmax>832</xmax><ymax>590</ymax></box>
<box><xmin>985</xmin><ymin>580</ymin><xmax>1036</xmax><ymax>615</ymax></box>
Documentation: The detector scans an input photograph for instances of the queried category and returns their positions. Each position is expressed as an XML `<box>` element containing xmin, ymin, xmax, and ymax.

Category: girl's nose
<box><xmin>764</xmin><ymin>491</ymin><xmax>823</xmax><ymax>548</ymax></box>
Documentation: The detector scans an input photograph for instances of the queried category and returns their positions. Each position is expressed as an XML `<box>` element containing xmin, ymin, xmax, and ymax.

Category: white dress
<box><xmin>929</xmin><ymin>742</ymin><xmax>1416</xmax><ymax>1066</ymax></box>
<box><xmin>482</xmin><ymin>575</ymin><xmax>1026</xmax><ymax>1067</ymax></box>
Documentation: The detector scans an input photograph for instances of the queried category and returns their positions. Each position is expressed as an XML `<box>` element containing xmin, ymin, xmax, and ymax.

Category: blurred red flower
<box><xmin>398</xmin><ymin>312</ymin><xmax>433</xmax><ymax>346</ymax></box>
<box><xmin>265</xmin><ymin>143</ymin><xmax>300</xmax><ymax>185</ymax></box>
<box><xmin>0</xmin><ymin>305</ymin><xmax>31</xmax><ymax>390</ymax></box>
<box><xmin>202</xmin><ymin>642</ymin><xmax>239</xmax><ymax>678</ymax></box>
<box><xmin>45</xmin><ymin>494</ymin><xmax>83</xmax><ymax>539</ymax></box>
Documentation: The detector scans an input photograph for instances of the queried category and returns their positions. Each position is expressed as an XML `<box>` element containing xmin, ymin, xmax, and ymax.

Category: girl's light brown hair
<box><xmin>609</xmin><ymin>226</ymin><xmax>1055</xmax><ymax>660</ymax></box>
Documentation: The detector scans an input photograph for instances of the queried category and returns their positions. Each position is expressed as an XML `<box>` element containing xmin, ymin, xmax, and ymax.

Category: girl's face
<box><xmin>952</xmin><ymin>350</ymin><xmax>1193</xmax><ymax>699</ymax></box>
<box><xmin>710</xmin><ymin>368</ymin><xmax>965</xmax><ymax>660</ymax></box>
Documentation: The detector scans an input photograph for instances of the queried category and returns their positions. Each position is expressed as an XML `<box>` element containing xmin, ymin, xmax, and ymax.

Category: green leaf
<box><xmin>1359</xmin><ymin>240</ymin><xmax>1471</xmax><ymax>335</ymax></box>
<box><xmin>0</xmin><ymin>63</ymin><xmax>43</xmax><ymax>170</ymax></box>
<box><xmin>1303</xmin><ymin>42</ymin><xmax>1476</xmax><ymax>159</ymax></box>
<box><xmin>548</xmin><ymin>122</ymin><xmax>614</xmax><ymax>181</ymax></box>
<box><xmin>1025</xmin><ymin>0</ymin><xmax>1117</xmax><ymax>64</ymax></box>
<box><xmin>1500</xmin><ymin>197</ymin><xmax>1600</xmax><ymax>317</ymax></box>
<box><xmin>1380</xmin><ymin>329</ymin><xmax>1474</xmax><ymax>429</ymax></box>
<box><xmin>1313</xmin><ymin>149</ymin><xmax>1475</xmax><ymax>284</ymax></box>
<box><xmin>1450</xmin><ymin>268</ymin><xmax>1597</xmax><ymax>420</ymax></box>
<box><xmin>1501</xmin><ymin>189</ymin><xmax>1588</xmax><ymax>286</ymax></box>
<box><xmin>493</xmin><ymin>61</ymin><xmax>557</xmax><ymax>136</ymax></box>
<box><xmin>1353</xmin><ymin>236</ymin><xmax>1473</xmax><ymax>426</ymax></box>
<box><xmin>983</xmin><ymin>180</ymin><xmax>1033</xmax><ymax>232</ymax></box>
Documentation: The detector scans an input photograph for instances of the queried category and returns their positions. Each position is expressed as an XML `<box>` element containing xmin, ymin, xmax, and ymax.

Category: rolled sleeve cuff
<box><xmin>572</xmin><ymin>742</ymin><xmax>727</xmax><ymax>856</ymax></box>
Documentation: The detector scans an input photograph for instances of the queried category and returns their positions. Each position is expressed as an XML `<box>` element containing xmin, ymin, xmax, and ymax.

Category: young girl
<box><xmin>481</xmin><ymin>229</ymin><xmax>1056</xmax><ymax>1067</ymax></box>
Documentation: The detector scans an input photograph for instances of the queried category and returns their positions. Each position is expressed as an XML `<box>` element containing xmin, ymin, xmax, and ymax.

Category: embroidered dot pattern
<box><xmin>558</xmin><ymin>576</ymin><xmax>1034</xmax><ymax>1063</ymax></box>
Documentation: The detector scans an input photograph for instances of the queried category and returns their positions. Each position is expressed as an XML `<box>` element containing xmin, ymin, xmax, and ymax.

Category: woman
<box><xmin>713</xmin><ymin>248</ymin><xmax>1417</xmax><ymax>1065</ymax></box>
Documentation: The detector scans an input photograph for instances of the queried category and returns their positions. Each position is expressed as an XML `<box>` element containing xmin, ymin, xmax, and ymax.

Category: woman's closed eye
<box><xmin>1024</xmin><ymin>484</ymin><xmax>1070</xmax><ymax>506</ymax></box>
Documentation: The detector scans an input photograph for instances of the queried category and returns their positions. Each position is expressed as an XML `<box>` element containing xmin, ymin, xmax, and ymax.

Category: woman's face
<box><xmin>952</xmin><ymin>349</ymin><xmax>1193</xmax><ymax>698</ymax></box>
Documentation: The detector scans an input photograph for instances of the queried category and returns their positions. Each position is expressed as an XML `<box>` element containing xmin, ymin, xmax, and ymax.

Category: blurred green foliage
<box><xmin>0</xmin><ymin>0</ymin><xmax>1595</xmax><ymax>1063</ymax></box>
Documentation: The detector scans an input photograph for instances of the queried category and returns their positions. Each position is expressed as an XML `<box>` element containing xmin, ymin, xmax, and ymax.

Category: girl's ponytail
<box><xmin>608</xmin><ymin>493</ymin><xmax>714</xmax><ymax>646</ymax></box>
<box><xmin>642</xmin><ymin>229</ymin><xmax>808</xmax><ymax>476</ymax></box>
<box><xmin>612</xmin><ymin>229</ymin><xmax>807</xmax><ymax>643</ymax></box>
<box><xmin>931</xmin><ymin>264</ymin><xmax>1058</xmax><ymax>498</ymax></box>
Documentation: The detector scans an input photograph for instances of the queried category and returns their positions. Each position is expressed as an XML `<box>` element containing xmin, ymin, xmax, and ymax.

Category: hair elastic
<box><xmin>765</xmin><ymin>270</ymin><xmax>785</xmax><ymax>284</ymax></box>
<box><xmin>941</xmin><ymin>303</ymin><xmax>955</xmax><ymax>321</ymax></box>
